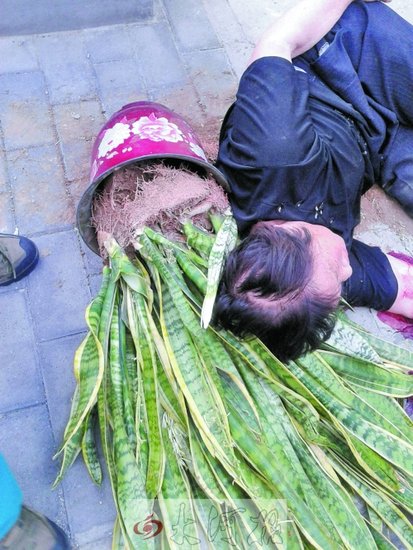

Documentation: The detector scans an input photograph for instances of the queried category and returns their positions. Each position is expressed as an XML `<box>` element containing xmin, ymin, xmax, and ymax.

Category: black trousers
<box><xmin>299</xmin><ymin>0</ymin><xmax>413</xmax><ymax>216</ymax></box>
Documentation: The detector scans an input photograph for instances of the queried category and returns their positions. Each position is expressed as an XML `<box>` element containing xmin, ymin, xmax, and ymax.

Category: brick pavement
<box><xmin>0</xmin><ymin>1</ymin><xmax>413</xmax><ymax>548</ymax></box>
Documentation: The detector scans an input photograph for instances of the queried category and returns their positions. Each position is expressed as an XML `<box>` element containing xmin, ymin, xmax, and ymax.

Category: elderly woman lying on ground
<box><xmin>214</xmin><ymin>0</ymin><xmax>413</xmax><ymax>361</ymax></box>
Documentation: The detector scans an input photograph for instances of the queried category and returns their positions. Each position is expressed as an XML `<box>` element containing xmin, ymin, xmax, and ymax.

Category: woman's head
<box><xmin>213</xmin><ymin>220</ymin><xmax>352</xmax><ymax>361</ymax></box>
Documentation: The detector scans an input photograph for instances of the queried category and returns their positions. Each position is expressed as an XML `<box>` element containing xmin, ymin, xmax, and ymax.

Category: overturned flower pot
<box><xmin>77</xmin><ymin>101</ymin><xmax>229</xmax><ymax>255</ymax></box>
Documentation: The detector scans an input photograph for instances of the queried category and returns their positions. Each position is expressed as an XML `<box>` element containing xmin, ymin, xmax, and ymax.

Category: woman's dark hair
<box><xmin>213</xmin><ymin>222</ymin><xmax>339</xmax><ymax>362</ymax></box>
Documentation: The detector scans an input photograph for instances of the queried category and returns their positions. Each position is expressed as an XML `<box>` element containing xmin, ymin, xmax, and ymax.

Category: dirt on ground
<box><xmin>357</xmin><ymin>185</ymin><xmax>413</xmax><ymax>255</ymax></box>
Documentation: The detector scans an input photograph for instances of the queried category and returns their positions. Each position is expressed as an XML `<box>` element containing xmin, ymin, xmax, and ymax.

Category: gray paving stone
<box><xmin>38</xmin><ymin>333</ymin><xmax>85</xmax><ymax>439</ymax></box>
<box><xmin>53</xmin><ymin>100</ymin><xmax>105</xmax><ymax>144</ymax></box>
<box><xmin>0</xmin><ymin>290</ymin><xmax>45</xmax><ymax>413</ymax></box>
<box><xmin>203</xmin><ymin>0</ymin><xmax>252</xmax><ymax>79</ymax></box>
<box><xmin>26</xmin><ymin>230</ymin><xmax>91</xmax><ymax>341</ymax></box>
<box><xmin>38</xmin><ymin>333</ymin><xmax>116</xmax><ymax>545</ymax></box>
<box><xmin>151</xmin><ymin>83</ymin><xmax>205</xmax><ymax>127</ymax></box>
<box><xmin>129</xmin><ymin>22</ymin><xmax>187</xmax><ymax>88</ymax></box>
<box><xmin>0</xmin><ymin>153</ymin><xmax>12</xmax><ymax>232</ymax></box>
<box><xmin>0</xmin><ymin>405</ymin><xmax>70</xmax><ymax>536</ymax></box>
<box><xmin>1</xmin><ymin>100</ymin><xmax>55</xmax><ymax>150</ymax></box>
<box><xmin>94</xmin><ymin>58</ymin><xmax>146</xmax><ymax>100</ymax></box>
<box><xmin>0</xmin><ymin>71</ymin><xmax>48</xmax><ymax>105</ymax></box>
<box><xmin>183</xmin><ymin>48</ymin><xmax>237</xmax><ymax>120</ymax></box>
<box><xmin>0</xmin><ymin>270</ymin><xmax>26</xmax><ymax>294</ymax></box>
<box><xmin>79</xmin><ymin>239</ymin><xmax>104</xmax><ymax>278</ymax></box>
<box><xmin>54</xmin><ymin>100</ymin><xmax>104</xmax><ymax>183</ymax></box>
<box><xmin>60</xmin><ymin>138</ymin><xmax>94</xmax><ymax>183</ymax></box>
<box><xmin>83</xmin><ymin>26</ymin><xmax>135</xmax><ymax>64</ymax></box>
<box><xmin>0</xmin><ymin>150</ymin><xmax>7</xmax><ymax>189</ymax></box>
<box><xmin>88</xmin><ymin>272</ymin><xmax>103</xmax><ymax>297</ymax></box>
<box><xmin>163</xmin><ymin>0</ymin><xmax>221</xmax><ymax>53</ymax></box>
<box><xmin>93</xmin><ymin>58</ymin><xmax>147</xmax><ymax>117</ymax></box>
<box><xmin>0</xmin><ymin>0</ymin><xmax>154</xmax><ymax>36</ymax></box>
<box><xmin>0</xmin><ymin>37</ymin><xmax>38</xmax><ymax>73</ymax></box>
<box><xmin>35</xmin><ymin>34</ymin><xmax>97</xmax><ymax>105</ymax></box>
<box><xmin>0</xmin><ymin>191</ymin><xmax>15</xmax><ymax>233</ymax></box>
<box><xmin>79</xmin><ymin>535</ymin><xmax>112</xmax><ymax>550</ymax></box>
<box><xmin>62</xmin><ymin>458</ymin><xmax>116</xmax><ymax>548</ymax></box>
<box><xmin>7</xmin><ymin>146</ymin><xmax>72</xmax><ymax>234</ymax></box>
<box><xmin>101</xmin><ymin>89</ymin><xmax>149</xmax><ymax>121</ymax></box>
<box><xmin>67</xmin><ymin>179</ymin><xmax>91</xmax><ymax>213</ymax></box>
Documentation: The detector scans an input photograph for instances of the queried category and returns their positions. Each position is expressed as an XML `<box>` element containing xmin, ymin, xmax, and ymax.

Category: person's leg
<box><xmin>300</xmin><ymin>1</ymin><xmax>413</xmax><ymax>216</ymax></box>
<box><xmin>313</xmin><ymin>0</ymin><xmax>413</xmax><ymax>126</ymax></box>
<box><xmin>0</xmin><ymin>455</ymin><xmax>69</xmax><ymax>550</ymax></box>
<box><xmin>0</xmin><ymin>455</ymin><xmax>22</xmax><ymax>542</ymax></box>
<box><xmin>380</xmin><ymin>124</ymin><xmax>413</xmax><ymax>216</ymax></box>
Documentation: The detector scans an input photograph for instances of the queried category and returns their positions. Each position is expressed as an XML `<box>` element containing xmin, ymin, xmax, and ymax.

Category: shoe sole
<box><xmin>0</xmin><ymin>247</ymin><xmax>39</xmax><ymax>286</ymax></box>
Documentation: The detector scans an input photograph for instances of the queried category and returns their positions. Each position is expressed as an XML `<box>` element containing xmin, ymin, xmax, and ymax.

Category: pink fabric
<box><xmin>376</xmin><ymin>251</ymin><xmax>413</xmax><ymax>417</ymax></box>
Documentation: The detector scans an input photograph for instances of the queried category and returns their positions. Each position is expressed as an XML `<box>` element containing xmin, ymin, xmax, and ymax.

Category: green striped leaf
<box><xmin>321</xmin><ymin>350</ymin><xmax>413</xmax><ymax>397</ymax></box>
<box><xmin>329</xmin><ymin>453</ymin><xmax>413</xmax><ymax>549</ymax></box>
<box><xmin>290</xmin><ymin>358</ymin><xmax>413</xmax><ymax>478</ymax></box>
<box><xmin>82</xmin><ymin>408</ymin><xmax>102</xmax><ymax>485</ymax></box>
<box><xmin>325</xmin><ymin>317</ymin><xmax>383</xmax><ymax>364</ymax></box>
<box><xmin>158</xmin><ymin>413</ymin><xmax>202</xmax><ymax>550</ymax></box>
<box><xmin>201</xmin><ymin>210</ymin><xmax>237</xmax><ymax>328</ymax></box>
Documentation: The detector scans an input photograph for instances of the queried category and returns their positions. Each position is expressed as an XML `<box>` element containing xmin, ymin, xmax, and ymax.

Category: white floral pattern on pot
<box><xmin>189</xmin><ymin>142</ymin><xmax>207</xmax><ymax>160</ymax></box>
<box><xmin>131</xmin><ymin>113</ymin><xmax>184</xmax><ymax>143</ymax></box>
<box><xmin>98</xmin><ymin>122</ymin><xmax>131</xmax><ymax>158</ymax></box>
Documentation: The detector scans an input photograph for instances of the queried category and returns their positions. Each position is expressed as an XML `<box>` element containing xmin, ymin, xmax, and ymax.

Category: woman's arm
<box><xmin>385</xmin><ymin>253</ymin><xmax>413</xmax><ymax>319</ymax></box>
<box><xmin>249</xmin><ymin>0</ymin><xmax>391</xmax><ymax>64</ymax></box>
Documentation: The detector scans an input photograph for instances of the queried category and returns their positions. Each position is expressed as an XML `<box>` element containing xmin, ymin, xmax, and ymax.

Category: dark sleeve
<box><xmin>223</xmin><ymin>56</ymin><xmax>319</xmax><ymax>167</ymax></box>
<box><xmin>217</xmin><ymin>56</ymin><xmax>344</xmax><ymax>235</ymax></box>
<box><xmin>342</xmin><ymin>240</ymin><xmax>398</xmax><ymax>311</ymax></box>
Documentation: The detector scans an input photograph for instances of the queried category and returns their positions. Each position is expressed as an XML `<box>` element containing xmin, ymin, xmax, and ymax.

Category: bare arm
<box><xmin>386</xmin><ymin>254</ymin><xmax>413</xmax><ymax>319</ymax></box>
<box><xmin>249</xmin><ymin>0</ymin><xmax>391</xmax><ymax>64</ymax></box>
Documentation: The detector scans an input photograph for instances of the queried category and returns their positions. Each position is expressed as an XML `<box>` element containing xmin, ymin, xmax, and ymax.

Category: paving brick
<box><xmin>7</xmin><ymin>146</ymin><xmax>72</xmax><ymax>234</ymax></box>
<box><xmin>35</xmin><ymin>33</ymin><xmax>97</xmax><ymax>104</ymax></box>
<box><xmin>88</xmin><ymin>272</ymin><xmax>103</xmax><ymax>296</ymax></box>
<box><xmin>0</xmin><ymin>405</ymin><xmax>69</xmax><ymax>536</ymax></box>
<box><xmin>0</xmin><ymin>152</ymin><xmax>14</xmax><ymax>232</ymax></box>
<box><xmin>1</xmin><ymin>100</ymin><xmax>55</xmax><ymax>150</ymax></box>
<box><xmin>38</xmin><ymin>333</ymin><xmax>84</xmax><ymax>438</ymax></box>
<box><xmin>83</xmin><ymin>26</ymin><xmax>135</xmax><ymax>64</ymax></box>
<box><xmin>203</xmin><ymin>0</ymin><xmax>252</xmax><ymax>79</ymax></box>
<box><xmin>80</xmin><ymin>535</ymin><xmax>112</xmax><ymax>550</ymax></box>
<box><xmin>0</xmin><ymin>71</ymin><xmax>48</xmax><ymax>105</ymax></box>
<box><xmin>53</xmin><ymin>100</ymin><xmax>104</xmax><ymax>184</ymax></box>
<box><xmin>129</xmin><ymin>22</ymin><xmax>187</xmax><ymax>88</ymax></box>
<box><xmin>39</xmin><ymin>334</ymin><xmax>116</xmax><ymax>545</ymax></box>
<box><xmin>227</xmin><ymin>0</ymin><xmax>282</xmax><ymax>44</ymax></box>
<box><xmin>151</xmin><ymin>83</ymin><xmax>205</xmax><ymax>128</ymax></box>
<box><xmin>62</xmin><ymin>459</ymin><xmax>115</xmax><ymax>548</ymax></box>
<box><xmin>0</xmin><ymin>36</ymin><xmax>38</xmax><ymax>73</ymax></box>
<box><xmin>0</xmin><ymin>0</ymin><xmax>154</xmax><ymax>36</ymax></box>
<box><xmin>60</xmin><ymin>138</ymin><xmax>94</xmax><ymax>183</ymax></box>
<box><xmin>53</xmin><ymin>100</ymin><xmax>105</xmax><ymax>143</ymax></box>
<box><xmin>0</xmin><ymin>150</ymin><xmax>7</xmax><ymax>189</ymax></box>
<box><xmin>163</xmin><ymin>0</ymin><xmax>221</xmax><ymax>53</ymax></box>
<box><xmin>0</xmin><ymin>290</ymin><xmax>45</xmax><ymax>413</ymax></box>
<box><xmin>26</xmin><ymin>230</ymin><xmax>91</xmax><ymax>341</ymax></box>
<box><xmin>79</xmin><ymin>239</ymin><xmax>104</xmax><ymax>278</ymax></box>
<box><xmin>0</xmin><ymin>190</ymin><xmax>15</xmax><ymax>232</ymax></box>
<box><xmin>101</xmin><ymin>89</ymin><xmax>148</xmax><ymax>121</ymax></box>
<box><xmin>183</xmin><ymin>49</ymin><xmax>237</xmax><ymax>120</ymax></box>
<box><xmin>93</xmin><ymin>58</ymin><xmax>147</xmax><ymax>117</ymax></box>
<box><xmin>67</xmin><ymin>179</ymin><xmax>90</xmax><ymax>212</ymax></box>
